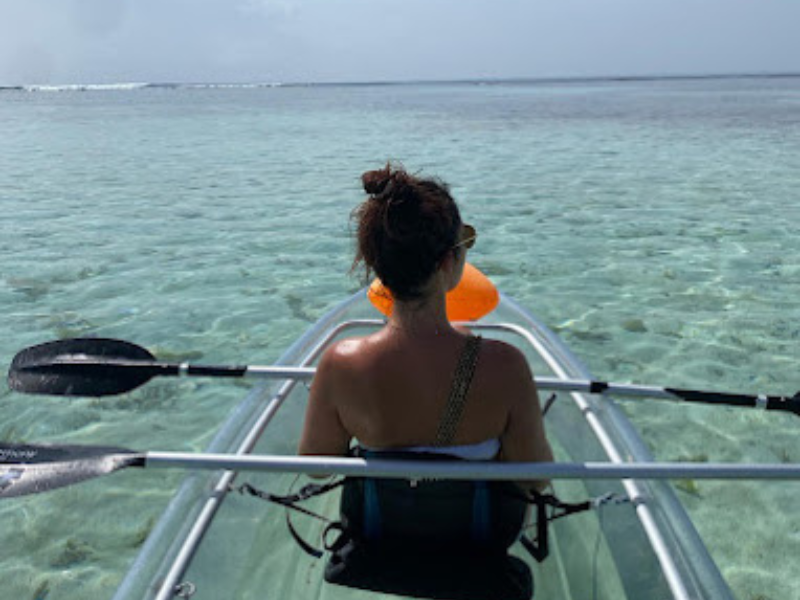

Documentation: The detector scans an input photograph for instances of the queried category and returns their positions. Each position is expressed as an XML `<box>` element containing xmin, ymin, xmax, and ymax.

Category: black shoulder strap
<box><xmin>434</xmin><ymin>335</ymin><xmax>482</xmax><ymax>446</ymax></box>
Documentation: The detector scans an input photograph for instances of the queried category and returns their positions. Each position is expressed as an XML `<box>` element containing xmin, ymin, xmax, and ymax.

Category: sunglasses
<box><xmin>452</xmin><ymin>223</ymin><xmax>477</xmax><ymax>250</ymax></box>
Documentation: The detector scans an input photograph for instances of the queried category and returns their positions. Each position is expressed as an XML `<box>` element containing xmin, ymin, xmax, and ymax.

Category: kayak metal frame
<box><xmin>145</xmin><ymin>317</ymin><xmax>363</xmax><ymax>600</ymax></box>
<box><xmin>113</xmin><ymin>292</ymin><xmax>735</xmax><ymax>600</ymax></box>
<box><xmin>477</xmin><ymin>318</ymin><xmax>692</xmax><ymax>600</ymax></box>
<box><xmin>497</xmin><ymin>294</ymin><xmax>733</xmax><ymax>600</ymax></box>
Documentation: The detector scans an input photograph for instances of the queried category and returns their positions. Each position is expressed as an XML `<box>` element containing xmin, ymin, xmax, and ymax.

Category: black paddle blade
<box><xmin>0</xmin><ymin>443</ymin><xmax>145</xmax><ymax>498</ymax></box>
<box><xmin>8</xmin><ymin>338</ymin><xmax>158</xmax><ymax>397</ymax></box>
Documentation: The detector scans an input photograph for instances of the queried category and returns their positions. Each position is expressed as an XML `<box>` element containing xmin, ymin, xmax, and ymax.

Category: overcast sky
<box><xmin>1</xmin><ymin>0</ymin><xmax>798</xmax><ymax>85</ymax></box>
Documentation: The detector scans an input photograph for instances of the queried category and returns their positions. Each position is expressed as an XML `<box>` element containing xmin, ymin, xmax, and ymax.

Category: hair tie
<box><xmin>370</xmin><ymin>178</ymin><xmax>395</xmax><ymax>204</ymax></box>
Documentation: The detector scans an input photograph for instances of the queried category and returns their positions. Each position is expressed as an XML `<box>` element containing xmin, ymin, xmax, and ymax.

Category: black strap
<box><xmin>529</xmin><ymin>489</ymin><xmax>593</xmax><ymax>517</ymax></box>
<box><xmin>237</xmin><ymin>479</ymin><xmax>345</xmax><ymax>515</ymax></box>
<box><xmin>236</xmin><ymin>479</ymin><xmax>346</xmax><ymax>558</ymax></box>
<box><xmin>236</xmin><ymin>475</ymin><xmax>615</xmax><ymax>564</ymax></box>
<box><xmin>515</xmin><ymin>488</ymin><xmax>596</xmax><ymax>562</ymax></box>
<box><xmin>542</xmin><ymin>393</ymin><xmax>558</xmax><ymax>417</ymax></box>
<box><xmin>287</xmin><ymin>512</ymin><xmax>324</xmax><ymax>559</ymax></box>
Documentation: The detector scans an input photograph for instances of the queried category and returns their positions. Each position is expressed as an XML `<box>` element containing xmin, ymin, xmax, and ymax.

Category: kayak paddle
<box><xmin>4</xmin><ymin>441</ymin><xmax>800</xmax><ymax>499</ymax></box>
<box><xmin>8</xmin><ymin>337</ymin><xmax>314</xmax><ymax>397</ymax></box>
<box><xmin>7</xmin><ymin>337</ymin><xmax>800</xmax><ymax>415</ymax></box>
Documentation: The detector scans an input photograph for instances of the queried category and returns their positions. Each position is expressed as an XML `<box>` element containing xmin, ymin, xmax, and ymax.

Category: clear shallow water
<box><xmin>1</xmin><ymin>77</ymin><xmax>799</xmax><ymax>600</ymax></box>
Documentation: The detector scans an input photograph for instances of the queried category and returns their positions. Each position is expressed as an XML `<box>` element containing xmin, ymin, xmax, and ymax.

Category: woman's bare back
<box><xmin>299</xmin><ymin>327</ymin><xmax>552</xmax><ymax>468</ymax></box>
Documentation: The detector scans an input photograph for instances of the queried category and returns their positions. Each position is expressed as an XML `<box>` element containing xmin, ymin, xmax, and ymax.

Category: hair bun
<box><xmin>362</xmin><ymin>164</ymin><xmax>411</xmax><ymax>200</ymax></box>
<box><xmin>362</xmin><ymin>165</ymin><xmax>392</xmax><ymax>196</ymax></box>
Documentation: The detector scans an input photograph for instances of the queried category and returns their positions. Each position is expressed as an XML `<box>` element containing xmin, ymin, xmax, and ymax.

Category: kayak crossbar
<box><xmin>144</xmin><ymin>452</ymin><xmax>800</xmax><ymax>481</ymax></box>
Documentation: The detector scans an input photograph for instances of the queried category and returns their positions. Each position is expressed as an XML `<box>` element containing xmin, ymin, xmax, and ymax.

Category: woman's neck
<box><xmin>389</xmin><ymin>291</ymin><xmax>453</xmax><ymax>338</ymax></box>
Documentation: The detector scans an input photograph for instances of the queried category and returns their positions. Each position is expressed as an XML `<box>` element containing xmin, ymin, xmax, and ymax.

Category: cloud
<box><xmin>237</xmin><ymin>0</ymin><xmax>300</xmax><ymax>18</ymax></box>
<box><xmin>69</xmin><ymin>0</ymin><xmax>130</xmax><ymax>37</ymax></box>
<box><xmin>0</xmin><ymin>0</ymin><xmax>798</xmax><ymax>85</ymax></box>
<box><xmin>2</xmin><ymin>43</ymin><xmax>57</xmax><ymax>85</ymax></box>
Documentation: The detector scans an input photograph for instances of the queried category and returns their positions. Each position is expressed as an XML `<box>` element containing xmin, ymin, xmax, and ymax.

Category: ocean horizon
<box><xmin>3</xmin><ymin>70</ymin><xmax>800</xmax><ymax>92</ymax></box>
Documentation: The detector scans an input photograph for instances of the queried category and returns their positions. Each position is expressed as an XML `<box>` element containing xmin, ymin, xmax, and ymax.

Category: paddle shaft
<box><xmin>122</xmin><ymin>452</ymin><xmax>800</xmax><ymax>480</ymax></box>
<box><xmin>538</xmin><ymin>377</ymin><xmax>799</xmax><ymax>414</ymax></box>
<box><xmin>19</xmin><ymin>357</ymin><xmax>799</xmax><ymax>414</ymax></box>
<box><xmin>22</xmin><ymin>358</ymin><xmax>314</xmax><ymax>380</ymax></box>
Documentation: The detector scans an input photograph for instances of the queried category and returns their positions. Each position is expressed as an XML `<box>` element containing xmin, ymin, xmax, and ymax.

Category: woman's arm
<box><xmin>298</xmin><ymin>345</ymin><xmax>352</xmax><ymax>458</ymax></box>
<box><xmin>498</xmin><ymin>346</ymin><xmax>554</xmax><ymax>492</ymax></box>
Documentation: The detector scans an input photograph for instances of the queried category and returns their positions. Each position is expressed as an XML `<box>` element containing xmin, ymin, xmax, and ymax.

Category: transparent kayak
<box><xmin>112</xmin><ymin>290</ymin><xmax>735</xmax><ymax>600</ymax></box>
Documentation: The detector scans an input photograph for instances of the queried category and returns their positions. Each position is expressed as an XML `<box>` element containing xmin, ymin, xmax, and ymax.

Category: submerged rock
<box><xmin>32</xmin><ymin>580</ymin><xmax>50</xmax><ymax>600</ymax></box>
<box><xmin>674</xmin><ymin>479</ymin><xmax>701</xmax><ymax>497</ymax></box>
<box><xmin>622</xmin><ymin>318</ymin><xmax>648</xmax><ymax>333</ymax></box>
<box><xmin>50</xmin><ymin>539</ymin><xmax>95</xmax><ymax>568</ymax></box>
<box><xmin>7</xmin><ymin>278</ymin><xmax>50</xmax><ymax>301</ymax></box>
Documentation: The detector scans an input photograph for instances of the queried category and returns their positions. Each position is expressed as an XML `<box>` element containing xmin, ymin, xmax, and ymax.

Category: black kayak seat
<box><xmin>324</xmin><ymin>449</ymin><xmax>535</xmax><ymax>600</ymax></box>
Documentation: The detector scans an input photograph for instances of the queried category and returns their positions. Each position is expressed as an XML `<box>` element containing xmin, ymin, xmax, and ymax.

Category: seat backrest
<box><xmin>340</xmin><ymin>450</ymin><xmax>527</xmax><ymax>550</ymax></box>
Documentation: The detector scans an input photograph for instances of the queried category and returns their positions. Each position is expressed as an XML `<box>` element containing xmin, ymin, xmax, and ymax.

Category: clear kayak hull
<box><xmin>112</xmin><ymin>291</ymin><xmax>734</xmax><ymax>600</ymax></box>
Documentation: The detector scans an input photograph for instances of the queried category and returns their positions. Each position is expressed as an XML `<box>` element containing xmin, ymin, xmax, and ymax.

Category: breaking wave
<box><xmin>1</xmin><ymin>82</ymin><xmax>284</xmax><ymax>93</ymax></box>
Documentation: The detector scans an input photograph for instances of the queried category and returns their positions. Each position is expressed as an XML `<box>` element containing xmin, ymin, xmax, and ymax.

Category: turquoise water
<box><xmin>1</xmin><ymin>77</ymin><xmax>799</xmax><ymax>600</ymax></box>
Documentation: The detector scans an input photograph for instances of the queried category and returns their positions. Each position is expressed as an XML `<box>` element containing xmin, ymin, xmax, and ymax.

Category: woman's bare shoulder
<box><xmin>318</xmin><ymin>337</ymin><xmax>367</xmax><ymax>370</ymax></box>
<box><xmin>478</xmin><ymin>338</ymin><xmax>531</xmax><ymax>374</ymax></box>
<box><xmin>325</xmin><ymin>336</ymin><xmax>368</xmax><ymax>359</ymax></box>
<box><xmin>310</xmin><ymin>338</ymin><xmax>368</xmax><ymax>406</ymax></box>
<box><xmin>316</xmin><ymin>335</ymin><xmax>379</xmax><ymax>380</ymax></box>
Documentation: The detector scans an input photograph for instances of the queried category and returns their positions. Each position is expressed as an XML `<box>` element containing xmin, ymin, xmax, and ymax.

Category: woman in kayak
<box><xmin>299</xmin><ymin>163</ymin><xmax>553</xmax><ymax>491</ymax></box>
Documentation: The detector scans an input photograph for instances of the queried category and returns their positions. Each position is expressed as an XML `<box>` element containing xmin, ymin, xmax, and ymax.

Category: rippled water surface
<box><xmin>1</xmin><ymin>77</ymin><xmax>799</xmax><ymax>600</ymax></box>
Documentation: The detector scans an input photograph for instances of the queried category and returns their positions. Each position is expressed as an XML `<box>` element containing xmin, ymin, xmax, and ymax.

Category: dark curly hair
<box><xmin>352</xmin><ymin>163</ymin><xmax>462</xmax><ymax>301</ymax></box>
